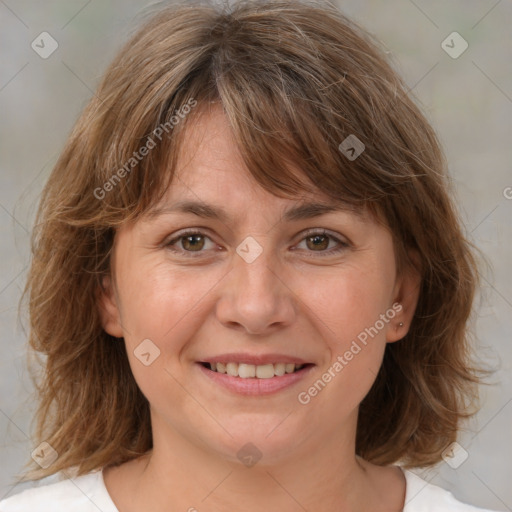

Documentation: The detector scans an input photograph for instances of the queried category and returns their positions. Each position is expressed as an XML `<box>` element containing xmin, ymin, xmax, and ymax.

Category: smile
<box><xmin>197</xmin><ymin>361</ymin><xmax>314</xmax><ymax>395</ymax></box>
<box><xmin>201</xmin><ymin>362</ymin><xmax>306</xmax><ymax>378</ymax></box>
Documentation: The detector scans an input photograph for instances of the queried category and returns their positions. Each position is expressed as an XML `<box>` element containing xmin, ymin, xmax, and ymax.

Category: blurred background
<box><xmin>0</xmin><ymin>0</ymin><xmax>511</xmax><ymax>509</ymax></box>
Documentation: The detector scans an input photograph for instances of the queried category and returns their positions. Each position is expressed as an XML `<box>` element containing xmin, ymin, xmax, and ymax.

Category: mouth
<box><xmin>199</xmin><ymin>361</ymin><xmax>312</xmax><ymax>378</ymax></box>
<box><xmin>196</xmin><ymin>360</ymin><xmax>315</xmax><ymax>396</ymax></box>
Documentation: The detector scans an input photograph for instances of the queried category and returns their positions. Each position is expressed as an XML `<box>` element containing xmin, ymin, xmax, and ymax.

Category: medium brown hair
<box><xmin>18</xmin><ymin>0</ymin><xmax>482</xmax><ymax>482</ymax></box>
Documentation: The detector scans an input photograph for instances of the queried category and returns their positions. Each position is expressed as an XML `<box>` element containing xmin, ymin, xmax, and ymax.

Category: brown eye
<box><xmin>305</xmin><ymin>234</ymin><xmax>330</xmax><ymax>251</ymax></box>
<box><xmin>165</xmin><ymin>230</ymin><xmax>216</xmax><ymax>255</ymax></box>
<box><xmin>181</xmin><ymin>234</ymin><xmax>205</xmax><ymax>251</ymax></box>
<box><xmin>294</xmin><ymin>229</ymin><xmax>349</xmax><ymax>257</ymax></box>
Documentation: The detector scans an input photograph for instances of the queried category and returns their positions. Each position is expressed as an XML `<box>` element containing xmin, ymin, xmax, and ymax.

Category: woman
<box><xmin>0</xmin><ymin>1</ymin><xmax>499</xmax><ymax>510</ymax></box>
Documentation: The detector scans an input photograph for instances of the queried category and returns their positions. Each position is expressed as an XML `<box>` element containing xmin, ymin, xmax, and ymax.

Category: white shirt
<box><xmin>0</xmin><ymin>467</ymin><xmax>499</xmax><ymax>511</ymax></box>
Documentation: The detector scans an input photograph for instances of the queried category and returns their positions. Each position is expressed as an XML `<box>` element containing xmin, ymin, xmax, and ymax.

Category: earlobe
<box><xmin>97</xmin><ymin>275</ymin><xmax>124</xmax><ymax>338</ymax></box>
<box><xmin>386</xmin><ymin>250</ymin><xmax>422</xmax><ymax>343</ymax></box>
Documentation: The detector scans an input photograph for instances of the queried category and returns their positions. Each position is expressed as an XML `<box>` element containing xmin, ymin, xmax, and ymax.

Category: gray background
<box><xmin>1</xmin><ymin>0</ymin><xmax>511</xmax><ymax>510</ymax></box>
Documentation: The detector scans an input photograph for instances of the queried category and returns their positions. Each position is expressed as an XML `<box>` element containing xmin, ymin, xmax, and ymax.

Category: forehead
<box><xmin>146</xmin><ymin>104</ymin><xmax>369</xmax><ymax>222</ymax></box>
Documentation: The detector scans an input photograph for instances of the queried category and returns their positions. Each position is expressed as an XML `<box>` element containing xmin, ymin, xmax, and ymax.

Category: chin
<box><xmin>199</xmin><ymin>414</ymin><xmax>305</xmax><ymax>467</ymax></box>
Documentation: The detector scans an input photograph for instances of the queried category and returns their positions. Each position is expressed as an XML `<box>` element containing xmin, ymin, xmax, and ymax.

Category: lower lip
<box><xmin>197</xmin><ymin>363</ymin><xmax>314</xmax><ymax>396</ymax></box>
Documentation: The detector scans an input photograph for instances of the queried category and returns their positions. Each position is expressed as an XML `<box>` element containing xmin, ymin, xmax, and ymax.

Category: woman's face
<box><xmin>99</xmin><ymin>105</ymin><xmax>419</xmax><ymax>465</ymax></box>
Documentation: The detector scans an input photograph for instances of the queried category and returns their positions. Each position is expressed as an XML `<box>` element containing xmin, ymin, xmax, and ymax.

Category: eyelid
<box><xmin>298</xmin><ymin>227</ymin><xmax>351</xmax><ymax>246</ymax></box>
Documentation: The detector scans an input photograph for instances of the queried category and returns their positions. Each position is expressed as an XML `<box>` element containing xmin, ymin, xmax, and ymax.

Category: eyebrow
<box><xmin>146</xmin><ymin>200</ymin><xmax>362</xmax><ymax>223</ymax></box>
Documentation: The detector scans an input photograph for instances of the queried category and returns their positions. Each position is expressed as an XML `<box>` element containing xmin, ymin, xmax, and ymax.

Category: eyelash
<box><xmin>164</xmin><ymin>228</ymin><xmax>350</xmax><ymax>258</ymax></box>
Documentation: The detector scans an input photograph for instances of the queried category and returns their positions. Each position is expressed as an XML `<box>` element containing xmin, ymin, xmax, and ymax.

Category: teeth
<box><xmin>238</xmin><ymin>363</ymin><xmax>256</xmax><ymax>378</ymax></box>
<box><xmin>274</xmin><ymin>363</ymin><xmax>286</xmax><ymax>376</ymax></box>
<box><xmin>226</xmin><ymin>362</ymin><xmax>238</xmax><ymax>377</ymax></box>
<box><xmin>206</xmin><ymin>362</ymin><xmax>305</xmax><ymax>378</ymax></box>
<box><xmin>256</xmin><ymin>364</ymin><xmax>274</xmax><ymax>379</ymax></box>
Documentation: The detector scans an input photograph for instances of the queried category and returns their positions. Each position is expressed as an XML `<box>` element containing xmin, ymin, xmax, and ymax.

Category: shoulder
<box><xmin>0</xmin><ymin>469</ymin><xmax>118</xmax><ymax>512</ymax></box>
<box><xmin>403</xmin><ymin>469</ymin><xmax>499</xmax><ymax>512</ymax></box>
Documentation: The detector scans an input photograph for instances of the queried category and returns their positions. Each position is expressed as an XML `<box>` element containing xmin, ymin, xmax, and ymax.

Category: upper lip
<box><xmin>199</xmin><ymin>353</ymin><xmax>313</xmax><ymax>366</ymax></box>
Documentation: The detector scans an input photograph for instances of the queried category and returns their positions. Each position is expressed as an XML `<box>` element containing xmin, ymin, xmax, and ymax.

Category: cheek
<box><xmin>118</xmin><ymin>258</ymin><xmax>221</xmax><ymax>344</ymax></box>
<box><xmin>116</xmin><ymin>260</ymin><xmax>221</xmax><ymax>419</ymax></box>
<box><xmin>293</xmin><ymin>260</ymin><xmax>393</xmax><ymax>405</ymax></box>
<box><xmin>113</xmin><ymin>258</ymin><xmax>219</xmax><ymax>391</ymax></box>
<box><xmin>295</xmin><ymin>259</ymin><xmax>395</xmax><ymax>347</ymax></box>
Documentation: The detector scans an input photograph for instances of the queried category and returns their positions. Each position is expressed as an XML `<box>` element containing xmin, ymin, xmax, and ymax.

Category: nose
<box><xmin>215</xmin><ymin>240</ymin><xmax>297</xmax><ymax>336</ymax></box>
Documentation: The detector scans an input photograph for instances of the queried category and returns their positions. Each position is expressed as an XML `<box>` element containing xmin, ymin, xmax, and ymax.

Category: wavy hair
<box><xmin>18</xmin><ymin>0</ymin><xmax>483</xmax><ymax>482</ymax></box>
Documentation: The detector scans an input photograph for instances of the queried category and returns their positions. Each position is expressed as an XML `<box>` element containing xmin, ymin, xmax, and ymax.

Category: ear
<box><xmin>96</xmin><ymin>275</ymin><xmax>124</xmax><ymax>338</ymax></box>
<box><xmin>386</xmin><ymin>249</ymin><xmax>421</xmax><ymax>343</ymax></box>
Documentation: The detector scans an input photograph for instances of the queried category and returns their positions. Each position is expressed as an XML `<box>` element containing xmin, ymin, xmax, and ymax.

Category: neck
<box><xmin>114</xmin><ymin>412</ymin><xmax>405</xmax><ymax>512</ymax></box>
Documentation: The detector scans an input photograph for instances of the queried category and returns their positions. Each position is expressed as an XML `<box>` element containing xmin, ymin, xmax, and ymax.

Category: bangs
<box><xmin>99</xmin><ymin>77</ymin><xmax>373</xmax><ymax>228</ymax></box>
<box><xmin>94</xmin><ymin>5</ymin><xmax>407</xmax><ymax>227</ymax></box>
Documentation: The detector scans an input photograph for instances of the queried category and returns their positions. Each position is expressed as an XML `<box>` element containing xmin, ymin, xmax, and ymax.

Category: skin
<box><xmin>98</xmin><ymin>104</ymin><xmax>421</xmax><ymax>512</ymax></box>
